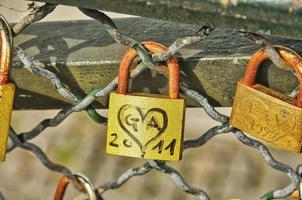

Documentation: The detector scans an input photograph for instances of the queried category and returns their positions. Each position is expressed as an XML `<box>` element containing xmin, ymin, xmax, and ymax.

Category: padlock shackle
<box><xmin>242</xmin><ymin>46</ymin><xmax>302</xmax><ymax>107</ymax></box>
<box><xmin>53</xmin><ymin>174</ymin><xmax>98</xmax><ymax>200</ymax></box>
<box><xmin>0</xmin><ymin>14</ymin><xmax>13</xmax><ymax>84</ymax></box>
<box><xmin>117</xmin><ymin>41</ymin><xmax>180</xmax><ymax>99</ymax></box>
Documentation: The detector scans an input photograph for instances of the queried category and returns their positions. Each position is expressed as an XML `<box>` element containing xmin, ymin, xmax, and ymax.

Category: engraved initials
<box><xmin>117</xmin><ymin>104</ymin><xmax>168</xmax><ymax>157</ymax></box>
<box><xmin>235</xmin><ymin>96</ymin><xmax>297</xmax><ymax>144</ymax></box>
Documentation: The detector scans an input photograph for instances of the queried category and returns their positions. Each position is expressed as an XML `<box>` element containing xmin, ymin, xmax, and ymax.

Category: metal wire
<box><xmin>0</xmin><ymin>3</ymin><xmax>300</xmax><ymax>200</ymax></box>
<box><xmin>12</xmin><ymin>3</ymin><xmax>57</xmax><ymax>37</ymax></box>
<box><xmin>8</xmin><ymin>128</ymin><xmax>75</xmax><ymax>180</ymax></box>
<box><xmin>0</xmin><ymin>192</ymin><xmax>4</xmax><ymax>200</ymax></box>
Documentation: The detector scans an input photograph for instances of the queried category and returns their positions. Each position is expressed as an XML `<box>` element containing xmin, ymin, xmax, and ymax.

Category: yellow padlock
<box><xmin>292</xmin><ymin>190</ymin><xmax>299</xmax><ymax>200</ymax></box>
<box><xmin>230</xmin><ymin>46</ymin><xmax>302</xmax><ymax>153</ymax></box>
<box><xmin>106</xmin><ymin>41</ymin><xmax>186</xmax><ymax>161</ymax></box>
<box><xmin>0</xmin><ymin>15</ymin><xmax>14</xmax><ymax>161</ymax></box>
<box><xmin>292</xmin><ymin>165</ymin><xmax>302</xmax><ymax>200</ymax></box>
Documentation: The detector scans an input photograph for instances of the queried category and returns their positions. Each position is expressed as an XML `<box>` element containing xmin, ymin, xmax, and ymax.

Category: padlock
<box><xmin>292</xmin><ymin>190</ymin><xmax>300</xmax><ymax>200</ymax></box>
<box><xmin>53</xmin><ymin>173</ymin><xmax>100</xmax><ymax>200</ymax></box>
<box><xmin>230</xmin><ymin>46</ymin><xmax>302</xmax><ymax>153</ymax></box>
<box><xmin>106</xmin><ymin>41</ymin><xmax>185</xmax><ymax>161</ymax></box>
<box><xmin>0</xmin><ymin>15</ymin><xmax>15</xmax><ymax>161</ymax></box>
<box><xmin>292</xmin><ymin>165</ymin><xmax>302</xmax><ymax>200</ymax></box>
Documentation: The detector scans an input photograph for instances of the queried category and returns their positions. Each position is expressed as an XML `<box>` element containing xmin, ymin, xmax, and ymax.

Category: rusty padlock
<box><xmin>53</xmin><ymin>173</ymin><xmax>100</xmax><ymax>200</ymax></box>
<box><xmin>106</xmin><ymin>41</ymin><xmax>185</xmax><ymax>161</ymax></box>
<box><xmin>230</xmin><ymin>46</ymin><xmax>302</xmax><ymax>153</ymax></box>
<box><xmin>0</xmin><ymin>15</ymin><xmax>14</xmax><ymax>161</ymax></box>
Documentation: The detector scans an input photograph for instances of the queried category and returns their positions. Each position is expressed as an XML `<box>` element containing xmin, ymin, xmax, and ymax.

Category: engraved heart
<box><xmin>269</xmin><ymin>106</ymin><xmax>296</xmax><ymax>140</ymax></box>
<box><xmin>273</xmin><ymin>107</ymin><xmax>295</xmax><ymax>128</ymax></box>
<box><xmin>117</xmin><ymin>104</ymin><xmax>168</xmax><ymax>157</ymax></box>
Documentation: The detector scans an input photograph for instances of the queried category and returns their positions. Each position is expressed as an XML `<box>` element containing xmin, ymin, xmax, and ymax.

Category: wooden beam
<box><xmin>34</xmin><ymin>0</ymin><xmax>302</xmax><ymax>38</ymax></box>
<box><xmin>12</xmin><ymin>18</ymin><xmax>302</xmax><ymax>109</ymax></box>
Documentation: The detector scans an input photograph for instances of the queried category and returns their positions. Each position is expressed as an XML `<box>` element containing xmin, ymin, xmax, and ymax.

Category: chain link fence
<box><xmin>0</xmin><ymin>2</ymin><xmax>301</xmax><ymax>200</ymax></box>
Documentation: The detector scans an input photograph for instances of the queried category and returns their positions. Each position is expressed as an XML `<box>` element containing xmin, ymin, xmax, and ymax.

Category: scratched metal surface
<box><xmin>0</xmin><ymin>84</ymin><xmax>14</xmax><ymax>161</ymax></box>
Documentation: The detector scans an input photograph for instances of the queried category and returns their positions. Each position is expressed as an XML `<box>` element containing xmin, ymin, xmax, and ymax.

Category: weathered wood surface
<box><xmin>12</xmin><ymin>18</ymin><xmax>302</xmax><ymax>109</ymax></box>
<box><xmin>35</xmin><ymin>0</ymin><xmax>302</xmax><ymax>38</ymax></box>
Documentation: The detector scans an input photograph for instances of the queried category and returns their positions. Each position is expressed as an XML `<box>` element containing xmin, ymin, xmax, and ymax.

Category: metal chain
<box><xmin>0</xmin><ymin>3</ymin><xmax>300</xmax><ymax>200</ymax></box>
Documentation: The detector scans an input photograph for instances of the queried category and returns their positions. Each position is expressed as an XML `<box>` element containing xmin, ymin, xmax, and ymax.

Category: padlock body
<box><xmin>106</xmin><ymin>92</ymin><xmax>185</xmax><ymax>161</ymax></box>
<box><xmin>230</xmin><ymin>81</ymin><xmax>302</xmax><ymax>153</ymax></box>
<box><xmin>291</xmin><ymin>190</ymin><xmax>299</xmax><ymax>200</ymax></box>
<box><xmin>0</xmin><ymin>83</ymin><xmax>14</xmax><ymax>161</ymax></box>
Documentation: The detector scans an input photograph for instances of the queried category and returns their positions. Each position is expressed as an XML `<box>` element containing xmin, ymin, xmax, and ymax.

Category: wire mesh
<box><xmin>0</xmin><ymin>2</ymin><xmax>301</xmax><ymax>200</ymax></box>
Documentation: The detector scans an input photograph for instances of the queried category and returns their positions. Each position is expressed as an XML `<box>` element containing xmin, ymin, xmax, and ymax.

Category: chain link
<box><xmin>0</xmin><ymin>3</ymin><xmax>300</xmax><ymax>200</ymax></box>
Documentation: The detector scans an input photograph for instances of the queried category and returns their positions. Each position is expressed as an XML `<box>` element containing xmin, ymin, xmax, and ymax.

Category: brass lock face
<box><xmin>230</xmin><ymin>82</ymin><xmax>302</xmax><ymax>153</ymax></box>
<box><xmin>106</xmin><ymin>41</ymin><xmax>186</xmax><ymax>161</ymax></box>
<box><xmin>107</xmin><ymin>92</ymin><xmax>185</xmax><ymax>161</ymax></box>
<box><xmin>230</xmin><ymin>46</ymin><xmax>302</xmax><ymax>153</ymax></box>
<box><xmin>0</xmin><ymin>14</ymin><xmax>14</xmax><ymax>161</ymax></box>
<box><xmin>292</xmin><ymin>190</ymin><xmax>300</xmax><ymax>200</ymax></box>
<box><xmin>0</xmin><ymin>84</ymin><xmax>14</xmax><ymax>161</ymax></box>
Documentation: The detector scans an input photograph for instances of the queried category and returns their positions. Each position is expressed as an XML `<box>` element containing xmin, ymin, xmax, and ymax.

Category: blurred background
<box><xmin>0</xmin><ymin>1</ymin><xmax>302</xmax><ymax>200</ymax></box>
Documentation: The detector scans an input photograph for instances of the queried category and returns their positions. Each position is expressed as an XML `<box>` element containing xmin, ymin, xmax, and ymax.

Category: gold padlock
<box><xmin>0</xmin><ymin>15</ymin><xmax>14</xmax><ymax>161</ymax></box>
<box><xmin>292</xmin><ymin>165</ymin><xmax>302</xmax><ymax>200</ymax></box>
<box><xmin>106</xmin><ymin>41</ymin><xmax>186</xmax><ymax>161</ymax></box>
<box><xmin>292</xmin><ymin>190</ymin><xmax>300</xmax><ymax>200</ymax></box>
<box><xmin>230</xmin><ymin>46</ymin><xmax>302</xmax><ymax>153</ymax></box>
